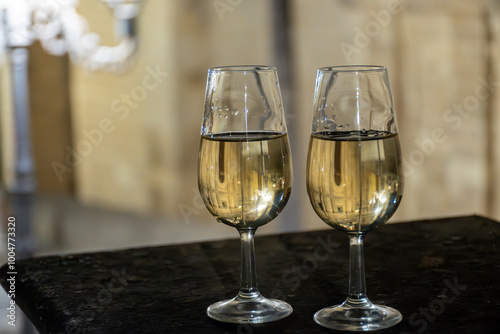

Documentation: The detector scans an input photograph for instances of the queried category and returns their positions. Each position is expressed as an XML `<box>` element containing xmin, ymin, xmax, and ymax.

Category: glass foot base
<box><xmin>314</xmin><ymin>298</ymin><xmax>402</xmax><ymax>331</ymax></box>
<box><xmin>207</xmin><ymin>292</ymin><xmax>293</xmax><ymax>324</ymax></box>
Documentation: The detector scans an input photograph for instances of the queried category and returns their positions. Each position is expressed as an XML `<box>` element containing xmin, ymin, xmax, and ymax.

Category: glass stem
<box><xmin>238</xmin><ymin>228</ymin><xmax>259</xmax><ymax>299</ymax></box>
<box><xmin>346</xmin><ymin>233</ymin><xmax>369</xmax><ymax>305</ymax></box>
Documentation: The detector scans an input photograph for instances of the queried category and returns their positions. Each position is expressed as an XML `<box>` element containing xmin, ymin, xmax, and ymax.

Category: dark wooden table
<box><xmin>2</xmin><ymin>215</ymin><xmax>500</xmax><ymax>333</ymax></box>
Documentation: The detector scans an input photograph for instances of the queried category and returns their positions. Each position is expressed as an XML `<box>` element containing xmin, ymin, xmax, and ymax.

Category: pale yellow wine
<box><xmin>306</xmin><ymin>131</ymin><xmax>403</xmax><ymax>233</ymax></box>
<box><xmin>199</xmin><ymin>132</ymin><xmax>292</xmax><ymax>229</ymax></box>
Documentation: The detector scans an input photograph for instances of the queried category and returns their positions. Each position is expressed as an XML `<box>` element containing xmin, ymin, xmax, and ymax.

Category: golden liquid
<box><xmin>306</xmin><ymin>131</ymin><xmax>403</xmax><ymax>233</ymax></box>
<box><xmin>198</xmin><ymin>132</ymin><xmax>292</xmax><ymax>229</ymax></box>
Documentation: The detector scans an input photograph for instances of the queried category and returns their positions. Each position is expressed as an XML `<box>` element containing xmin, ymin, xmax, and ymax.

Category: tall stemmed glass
<box><xmin>198</xmin><ymin>66</ymin><xmax>293</xmax><ymax>323</ymax></box>
<box><xmin>306</xmin><ymin>66</ymin><xmax>404</xmax><ymax>331</ymax></box>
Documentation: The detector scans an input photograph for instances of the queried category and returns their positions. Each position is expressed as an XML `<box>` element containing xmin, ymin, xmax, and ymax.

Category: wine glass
<box><xmin>198</xmin><ymin>66</ymin><xmax>293</xmax><ymax>323</ymax></box>
<box><xmin>306</xmin><ymin>65</ymin><xmax>404</xmax><ymax>331</ymax></box>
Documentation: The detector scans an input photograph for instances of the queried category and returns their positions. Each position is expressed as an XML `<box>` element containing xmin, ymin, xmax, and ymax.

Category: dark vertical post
<box><xmin>484</xmin><ymin>3</ymin><xmax>496</xmax><ymax>218</ymax></box>
<box><xmin>8</xmin><ymin>47</ymin><xmax>36</xmax><ymax>334</ymax></box>
<box><xmin>272</xmin><ymin>0</ymin><xmax>300</xmax><ymax>231</ymax></box>
<box><xmin>8</xmin><ymin>47</ymin><xmax>36</xmax><ymax>258</ymax></box>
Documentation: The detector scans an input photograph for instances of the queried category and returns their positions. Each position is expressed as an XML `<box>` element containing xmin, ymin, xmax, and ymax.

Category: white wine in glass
<box><xmin>307</xmin><ymin>130</ymin><xmax>402</xmax><ymax>232</ymax></box>
<box><xmin>198</xmin><ymin>66</ymin><xmax>293</xmax><ymax>324</ymax></box>
<box><xmin>199</xmin><ymin>132</ymin><xmax>292</xmax><ymax>229</ymax></box>
<box><xmin>307</xmin><ymin>66</ymin><xmax>404</xmax><ymax>331</ymax></box>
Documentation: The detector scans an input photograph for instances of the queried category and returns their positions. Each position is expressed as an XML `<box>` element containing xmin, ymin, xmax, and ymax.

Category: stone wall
<box><xmin>5</xmin><ymin>0</ymin><xmax>500</xmax><ymax>233</ymax></box>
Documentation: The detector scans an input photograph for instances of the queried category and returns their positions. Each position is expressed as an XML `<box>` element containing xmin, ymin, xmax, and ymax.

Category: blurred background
<box><xmin>1</xmin><ymin>0</ymin><xmax>499</xmax><ymax>332</ymax></box>
<box><xmin>1</xmin><ymin>0</ymin><xmax>499</xmax><ymax>255</ymax></box>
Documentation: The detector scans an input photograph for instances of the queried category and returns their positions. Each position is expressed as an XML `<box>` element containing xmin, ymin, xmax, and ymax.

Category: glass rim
<box><xmin>209</xmin><ymin>65</ymin><xmax>276</xmax><ymax>72</ymax></box>
<box><xmin>318</xmin><ymin>65</ymin><xmax>387</xmax><ymax>72</ymax></box>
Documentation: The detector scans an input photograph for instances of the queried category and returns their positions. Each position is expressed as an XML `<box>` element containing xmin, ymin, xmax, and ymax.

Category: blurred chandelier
<box><xmin>0</xmin><ymin>0</ymin><xmax>143</xmax><ymax>71</ymax></box>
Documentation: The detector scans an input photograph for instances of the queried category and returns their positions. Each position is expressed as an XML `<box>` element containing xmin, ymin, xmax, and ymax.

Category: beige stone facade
<box><xmin>3</xmin><ymin>0</ymin><xmax>500</xmax><ymax>238</ymax></box>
